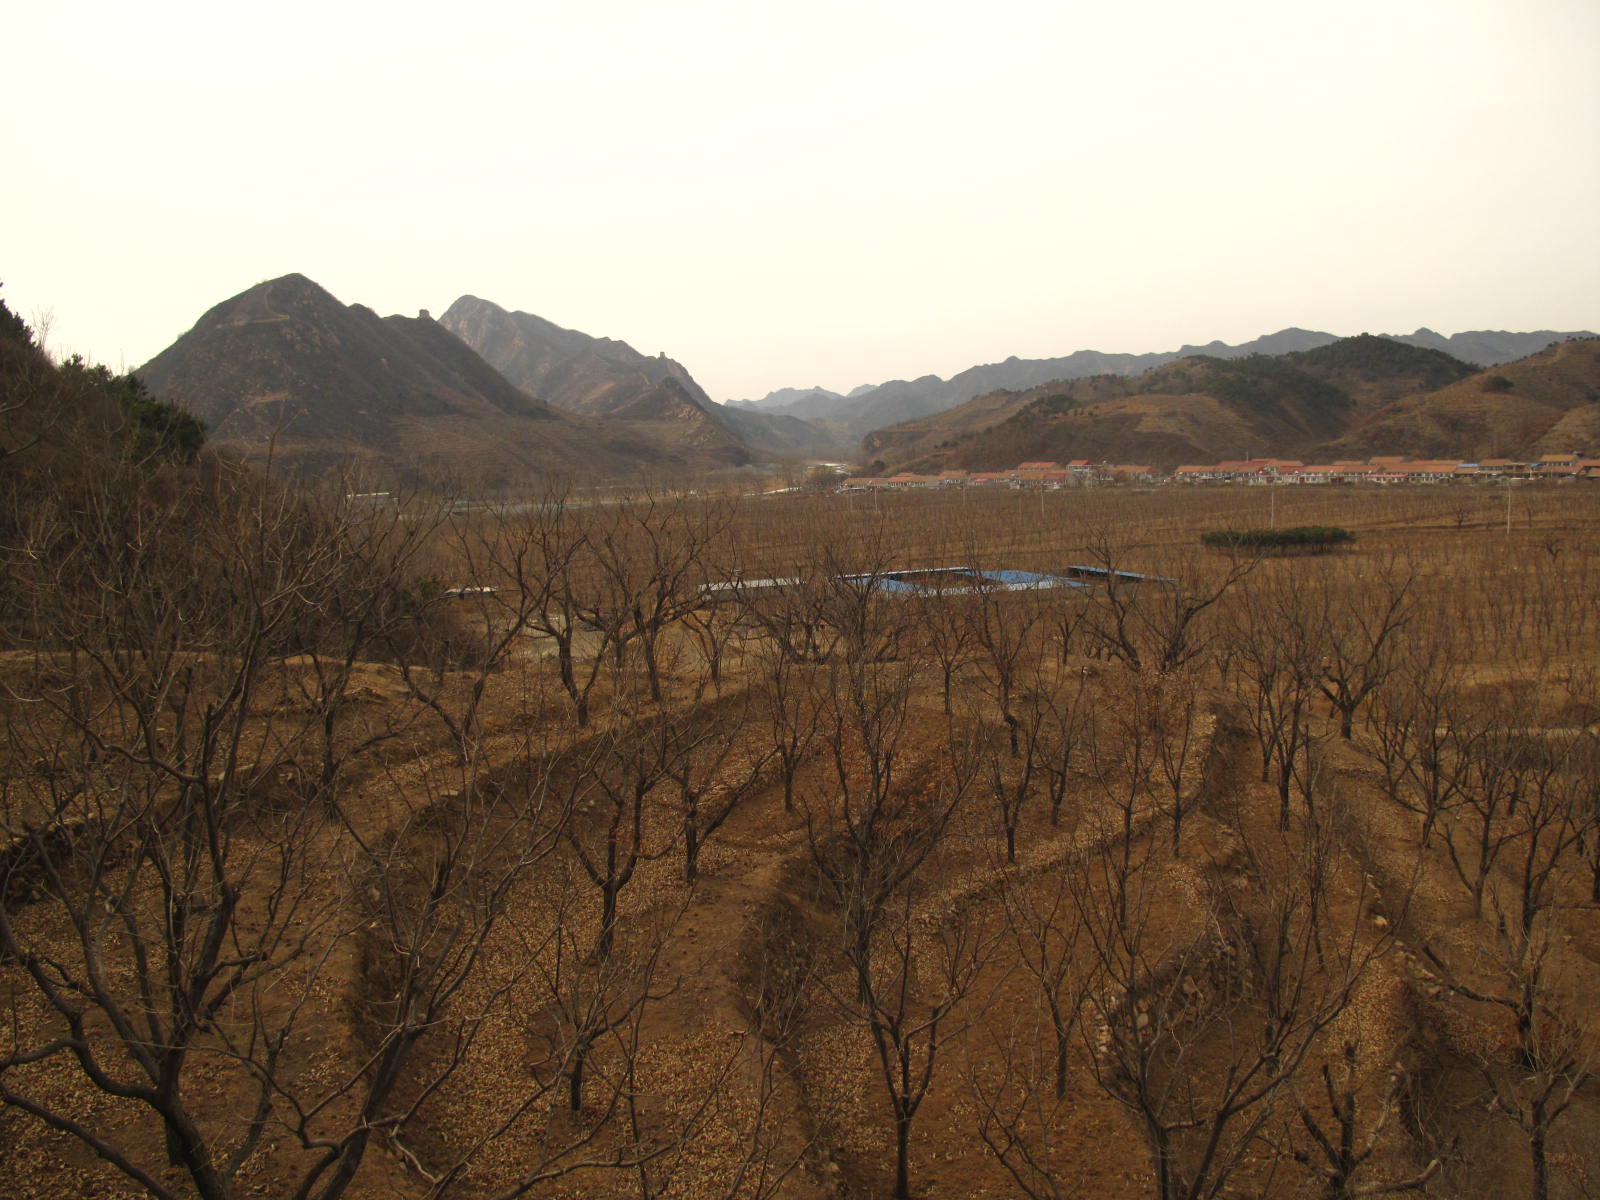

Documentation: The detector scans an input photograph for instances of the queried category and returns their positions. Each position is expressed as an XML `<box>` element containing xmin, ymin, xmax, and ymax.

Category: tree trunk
<box><xmin>1054</xmin><ymin>1014</ymin><xmax>1070</xmax><ymax>1102</ymax></box>
<box><xmin>642</xmin><ymin>632</ymin><xmax>663</xmax><ymax>703</ymax></box>
<box><xmin>895</xmin><ymin>1112</ymin><xmax>912</xmax><ymax>1199</ymax></box>
<box><xmin>684</xmin><ymin>820</ymin><xmax>700</xmax><ymax>883</ymax></box>
<box><xmin>598</xmin><ymin>885</ymin><xmax>618</xmax><ymax>961</ymax></box>
<box><xmin>569</xmin><ymin>1040</ymin><xmax>587</xmax><ymax>1112</ymax></box>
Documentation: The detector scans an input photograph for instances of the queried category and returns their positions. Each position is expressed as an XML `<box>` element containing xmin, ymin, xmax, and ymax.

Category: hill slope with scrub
<box><xmin>865</xmin><ymin>335</ymin><xmax>1600</xmax><ymax>471</ymax></box>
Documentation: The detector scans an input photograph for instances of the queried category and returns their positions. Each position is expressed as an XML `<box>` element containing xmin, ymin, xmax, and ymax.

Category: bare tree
<box><xmin>1001</xmin><ymin>855</ymin><xmax>1096</xmax><ymax>1104</ymax></box>
<box><xmin>968</xmin><ymin>1026</ymin><xmax>1079</xmax><ymax>1200</ymax></box>
<box><xmin>914</xmin><ymin>589</ymin><xmax>978</xmax><ymax>717</ymax></box>
<box><xmin>1228</xmin><ymin>575</ymin><xmax>1327</xmax><ymax>830</ymax></box>
<box><xmin>974</xmin><ymin>701</ymin><xmax>1046</xmax><ymax>865</ymax></box>
<box><xmin>846</xmin><ymin>884</ymin><xmax>991</xmax><ymax>1200</ymax></box>
<box><xmin>576</xmin><ymin>491</ymin><xmax>730</xmax><ymax>704</ymax></box>
<box><xmin>558</xmin><ymin>707</ymin><xmax>677</xmax><ymax>963</ymax></box>
<box><xmin>281</xmin><ymin>481</ymin><xmax>447</xmax><ymax>795</ymax></box>
<box><xmin>1422</xmin><ymin>722</ymin><xmax>1599</xmax><ymax>1200</ymax></box>
<box><xmin>1366</xmin><ymin>623</ymin><xmax>1471</xmax><ymax>847</ymax></box>
<box><xmin>1290</xmin><ymin>1041</ymin><xmax>1440</xmax><ymax>1199</ymax></box>
<box><xmin>521</xmin><ymin>856</ymin><xmax>677</xmax><ymax>1116</ymax></box>
<box><xmin>1151</xmin><ymin>669</ymin><xmax>1205</xmax><ymax>854</ymax></box>
<box><xmin>801</xmin><ymin>653</ymin><xmax>973</xmax><ymax>988</ymax></box>
<box><xmin>513</xmin><ymin>484</ymin><xmax>612</xmax><ymax>728</ymax></box>
<box><xmin>0</xmin><ymin>466</ymin><xmax>566</xmax><ymax>1199</ymax></box>
<box><xmin>1082</xmin><ymin>537</ymin><xmax>1254</xmax><ymax>675</ymax></box>
<box><xmin>660</xmin><ymin>693</ymin><xmax>778</xmax><ymax>884</ymax></box>
<box><xmin>390</xmin><ymin>499</ymin><xmax>564</xmax><ymax>758</ymax></box>
<box><xmin>1315</xmin><ymin>555</ymin><xmax>1414</xmax><ymax>740</ymax></box>
<box><xmin>1037</xmin><ymin>667</ymin><xmax>1092</xmax><ymax>828</ymax></box>
<box><xmin>755</xmin><ymin>638</ymin><xmax>821</xmax><ymax>814</ymax></box>
<box><xmin>967</xmin><ymin>576</ymin><xmax>1048</xmax><ymax>757</ymax></box>
<box><xmin>1073</xmin><ymin>673</ymin><xmax>1377</xmax><ymax>1200</ymax></box>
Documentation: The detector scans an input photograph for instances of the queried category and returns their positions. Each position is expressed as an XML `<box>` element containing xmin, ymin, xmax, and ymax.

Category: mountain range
<box><xmin>132</xmin><ymin>274</ymin><xmax>1597</xmax><ymax>483</ymax></box>
<box><xmin>741</xmin><ymin>328</ymin><xmax>1594</xmax><ymax>439</ymax></box>
<box><xmin>862</xmin><ymin>335</ymin><xmax>1600</xmax><ymax>473</ymax></box>
<box><xmin>137</xmin><ymin>276</ymin><xmax>834</xmax><ymax>484</ymax></box>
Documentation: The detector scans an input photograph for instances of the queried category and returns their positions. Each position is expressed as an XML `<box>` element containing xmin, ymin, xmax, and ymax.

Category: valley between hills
<box><xmin>126</xmin><ymin>273</ymin><xmax>1597</xmax><ymax>485</ymax></box>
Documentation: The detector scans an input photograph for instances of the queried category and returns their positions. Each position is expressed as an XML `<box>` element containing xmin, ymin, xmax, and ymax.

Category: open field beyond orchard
<box><xmin>3</xmin><ymin>483</ymin><xmax>1598</xmax><ymax>1200</ymax></box>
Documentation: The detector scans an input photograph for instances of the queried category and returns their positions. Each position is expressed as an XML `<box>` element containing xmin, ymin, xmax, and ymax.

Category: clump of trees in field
<box><xmin>1201</xmin><ymin>525</ymin><xmax>1355</xmax><ymax>553</ymax></box>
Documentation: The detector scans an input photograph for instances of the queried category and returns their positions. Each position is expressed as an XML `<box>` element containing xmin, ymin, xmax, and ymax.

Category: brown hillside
<box><xmin>870</xmin><ymin>350</ymin><xmax>1358</xmax><ymax>472</ymax></box>
<box><xmin>869</xmin><ymin>337</ymin><xmax>1600</xmax><ymax>472</ymax></box>
<box><xmin>1325</xmin><ymin>338</ymin><xmax>1600</xmax><ymax>460</ymax></box>
<box><xmin>889</xmin><ymin>391</ymin><xmax>1278</xmax><ymax>474</ymax></box>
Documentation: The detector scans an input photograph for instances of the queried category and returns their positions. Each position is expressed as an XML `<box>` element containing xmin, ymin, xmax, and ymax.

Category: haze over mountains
<box><xmin>863</xmin><ymin>335</ymin><xmax>1600</xmax><ymax>474</ymax></box>
<box><xmin>132</xmin><ymin>273</ymin><xmax>1596</xmax><ymax>483</ymax></box>
<box><xmin>438</xmin><ymin>296</ymin><xmax>826</xmax><ymax>458</ymax></box>
<box><xmin>137</xmin><ymin>275</ymin><xmax>827</xmax><ymax>483</ymax></box>
<box><xmin>740</xmin><ymin>327</ymin><xmax>1594</xmax><ymax>439</ymax></box>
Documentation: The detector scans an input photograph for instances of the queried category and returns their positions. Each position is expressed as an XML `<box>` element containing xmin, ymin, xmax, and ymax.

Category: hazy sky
<box><xmin>7</xmin><ymin>0</ymin><xmax>1598</xmax><ymax>401</ymax></box>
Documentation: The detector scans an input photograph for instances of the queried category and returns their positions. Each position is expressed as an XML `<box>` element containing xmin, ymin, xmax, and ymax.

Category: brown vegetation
<box><xmin>3</xmin><ymin>395</ymin><xmax>1600</xmax><ymax>1200</ymax></box>
<box><xmin>866</xmin><ymin>338</ymin><xmax>1600</xmax><ymax>476</ymax></box>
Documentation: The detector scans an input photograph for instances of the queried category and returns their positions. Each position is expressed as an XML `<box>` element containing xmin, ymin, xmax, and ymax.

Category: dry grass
<box><xmin>3</xmin><ymin>483</ymin><xmax>1599</xmax><ymax>1199</ymax></box>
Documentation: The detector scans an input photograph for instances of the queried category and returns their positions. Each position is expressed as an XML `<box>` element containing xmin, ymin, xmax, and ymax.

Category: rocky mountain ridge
<box><xmin>138</xmin><ymin>275</ymin><xmax>731</xmax><ymax>484</ymax></box>
<box><xmin>132</xmin><ymin>276</ymin><xmax>1595</xmax><ymax>483</ymax></box>
<box><xmin>439</xmin><ymin>295</ymin><xmax>835</xmax><ymax>458</ymax></box>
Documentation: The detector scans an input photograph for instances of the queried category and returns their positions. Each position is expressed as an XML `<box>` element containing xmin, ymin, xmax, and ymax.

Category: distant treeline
<box><xmin>1201</xmin><ymin>526</ymin><xmax>1356</xmax><ymax>554</ymax></box>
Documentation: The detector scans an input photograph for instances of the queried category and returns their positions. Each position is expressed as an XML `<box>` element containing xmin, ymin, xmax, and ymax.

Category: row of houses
<box><xmin>837</xmin><ymin>454</ymin><xmax>1600</xmax><ymax>491</ymax></box>
<box><xmin>840</xmin><ymin>461</ymin><xmax>1158</xmax><ymax>491</ymax></box>
<box><xmin>1171</xmin><ymin>454</ymin><xmax>1600</xmax><ymax>484</ymax></box>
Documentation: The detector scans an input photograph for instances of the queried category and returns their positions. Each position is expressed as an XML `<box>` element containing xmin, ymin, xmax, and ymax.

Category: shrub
<box><xmin>1200</xmin><ymin>526</ymin><xmax>1356</xmax><ymax>554</ymax></box>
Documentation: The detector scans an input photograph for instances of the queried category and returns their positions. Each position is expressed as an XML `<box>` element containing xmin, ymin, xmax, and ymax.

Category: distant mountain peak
<box><xmin>133</xmin><ymin>275</ymin><xmax>777</xmax><ymax>484</ymax></box>
<box><xmin>438</xmin><ymin>294</ymin><xmax>716</xmax><ymax>415</ymax></box>
<box><xmin>138</xmin><ymin>276</ymin><xmax>559</xmax><ymax>451</ymax></box>
<box><xmin>436</xmin><ymin>293</ymin><xmax>777</xmax><ymax>463</ymax></box>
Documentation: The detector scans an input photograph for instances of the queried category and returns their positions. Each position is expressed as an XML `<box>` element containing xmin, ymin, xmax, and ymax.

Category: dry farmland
<box><xmin>2</xmin><ymin>481</ymin><xmax>1598</xmax><ymax>1200</ymax></box>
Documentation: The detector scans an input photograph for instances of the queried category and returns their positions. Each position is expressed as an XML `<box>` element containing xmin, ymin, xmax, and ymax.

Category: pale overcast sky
<box><xmin>6</xmin><ymin>0</ymin><xmax>1597</xmax><ymax>401</ymax></box>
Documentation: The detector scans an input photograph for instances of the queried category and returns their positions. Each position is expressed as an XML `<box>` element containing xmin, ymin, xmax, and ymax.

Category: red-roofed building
<box><xmin>1108</xmin><ymin>464</ymin><xmax>1156</xmax><ymax>481</ymax></box>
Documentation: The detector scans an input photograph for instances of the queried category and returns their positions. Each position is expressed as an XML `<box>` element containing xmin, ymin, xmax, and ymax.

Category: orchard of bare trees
<box><xmin>3</xmin><ymin>398</ymin><xmax>1599</xmax><ymax>1200</ymax></box>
